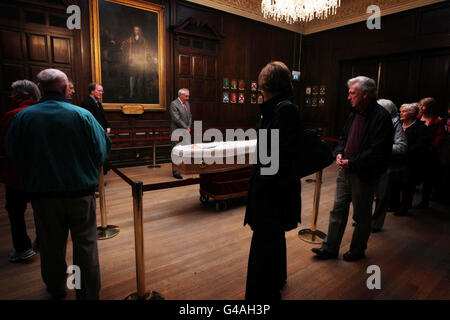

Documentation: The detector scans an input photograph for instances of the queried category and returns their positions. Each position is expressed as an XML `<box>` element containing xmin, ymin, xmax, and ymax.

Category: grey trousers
<box><xmin>31</xmin><ymin>195</ymin><xmax>100</xmax><ymax>300</ymax></box>
<box><xmin>372</xmin><ymin>171</ymin><xmax>390</xmax><ymax>230</ymax></box>
<box><xmin>321</xmin><ymin>169</ymin><xmax>376</xmax><ymax>255</ymax></box>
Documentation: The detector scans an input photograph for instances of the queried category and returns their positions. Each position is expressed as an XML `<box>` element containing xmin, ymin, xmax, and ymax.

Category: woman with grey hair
<box><xmin>395</xmin><ymin>103</ymin><xmax>432</xmax><ymax>216</ymax></box>
<box><xmin>371</xmin><ymin>99</ymin><xmax>408</xmax><ymax>231</ymax></box>
<box><xmin>0</xmin><ymin>80</ymin><xmax>41</xmax><ymax>262</ymax></box>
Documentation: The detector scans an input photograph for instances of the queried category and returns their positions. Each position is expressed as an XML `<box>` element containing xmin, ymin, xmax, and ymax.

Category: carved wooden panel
<box><xmin>58</xmin><ymin>67</ymin><xmax>73</xmax><ymax>80</ymax></box>
<box><xmin>29</xmin><ymin>65</ymin><xmax>46</xmax><ymax>82</ymax></box>
<box><xmin>27</xmin><ymin>34</ymin><xmax>48</xmax><ymax>62</ymax></box>
<box><xmin>204</xmin><ymin>55</ymin><xmax>216</xmax><ymax>78</ymax></box>
<box><xmin>51</xmin><ymin>37</ymin><xmax>71</xmax><ymax>64</ymax></box>
<box><xmin>419</xmin><ymin>5</ymin><xmax>450</xmax><ymax>36</ymax></box>
<box><xmin>379</xmin><ymin>58</ymin><xmax>411</xmax><ymax>108</ymax></box>
<box><xmin>204</xmin><ymin>80</ymin><xmax>216</xmax><ymax>99</ymax></box>
<box><xmin>178</xmin><ymin>54</ymin><xmax>191</xmax><ymax>76</ymax></box>
<box><xmin>177</xmin><ymin>78</ymin><xmax>190</xmax><ymax>92</ymax></box>
<box><xmin>2</xmin><ymin>64</ymin><xmax>25</xmax><ymax>90</ymax></box>
<box><xmin>190</xmin><ymin>78</ymin><xmax>204</xmax><ymax>98</ymax></box>
<box><xmin>418</xmin><ymin>53</ymin><xmax>450</xmax><ymax>111</ymax></box>
<box><xmin>1</xmin><ymin>30</ymin><xmax>23</xmax><ymax>60</ymax></box>
<box><xmin>192</xmin><ymin>55</ymin><xmax>204</xmax><ymax>77</ymax></box>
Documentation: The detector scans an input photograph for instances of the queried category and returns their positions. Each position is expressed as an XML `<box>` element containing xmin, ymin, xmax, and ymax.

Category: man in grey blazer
<box><xmin>170</xmin><ymin>88</ymin><xmax>192</xmax><ymax>179</ymax></box>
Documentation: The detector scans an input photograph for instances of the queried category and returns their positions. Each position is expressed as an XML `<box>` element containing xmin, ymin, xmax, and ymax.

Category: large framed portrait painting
<box><xmin>89</xmin><ymin>0</ymin><xmax>166</xmax><ymax>111</ymax></box>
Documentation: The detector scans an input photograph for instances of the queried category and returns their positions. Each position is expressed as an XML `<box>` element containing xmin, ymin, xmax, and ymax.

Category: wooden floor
<box><xmin>0</xmin><ymin>163</ymin><xmax>449</xmax><ymax>300</ymax></box>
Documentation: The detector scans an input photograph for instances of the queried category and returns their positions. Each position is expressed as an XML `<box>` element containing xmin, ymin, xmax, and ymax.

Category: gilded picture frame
<box><xmin>89</xmin><ymin>0</ymin><xmax>166</xmax><ymax>111</ymax></box>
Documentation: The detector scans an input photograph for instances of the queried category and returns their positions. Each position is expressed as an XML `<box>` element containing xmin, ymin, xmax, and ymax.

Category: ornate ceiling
<box><xmin>186</xmin><ymin>0</ymin><xmax>445</xmax><ymax>34</ymax></box>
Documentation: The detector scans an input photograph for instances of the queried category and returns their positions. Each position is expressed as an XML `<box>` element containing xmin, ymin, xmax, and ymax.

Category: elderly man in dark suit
<box><xmin>169</xmin><ymin>88</ymin><xmax>192</xmax><ymax>179</ymax></box>
<box><xmin>312</xmin><ymin>76</ymin><xmax>394</xmax><ymax>262</ymax></box>
<box><xmin>80</xmin><ymin>83</ymin><xmax>110</xmax><ymax>134</ymax></box>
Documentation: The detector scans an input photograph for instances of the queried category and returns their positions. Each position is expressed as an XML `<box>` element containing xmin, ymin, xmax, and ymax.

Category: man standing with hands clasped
<box><xmin>169</xmin><ymin>88</ymin><xmax>192</xmax><ymax>179</ymax></box>
<box><xmin>312</xmin><ymin>76</ymin><xmax>394</xmax><ymax>262</ymax></box>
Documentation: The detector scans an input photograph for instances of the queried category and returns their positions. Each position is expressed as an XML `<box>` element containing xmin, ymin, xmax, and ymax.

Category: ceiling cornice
<box><xmin>184</xmin><ymin>0</ymin><xmax>446</xmax><ymax>35</ymax></box>
<box><xmin>185</xmin><ymin>0</ymin><xmax>303</xmax><ymax>33</ymax></box>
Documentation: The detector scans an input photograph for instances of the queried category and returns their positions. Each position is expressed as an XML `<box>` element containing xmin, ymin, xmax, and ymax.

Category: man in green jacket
<box><xmin>5</xmin><ymin>68</ymin><xmax>111</xmax><ymax>300</ymax></box>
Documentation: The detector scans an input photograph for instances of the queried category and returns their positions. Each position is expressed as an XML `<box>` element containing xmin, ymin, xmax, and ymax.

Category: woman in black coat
<box><xmin>395</xmin><ymin>103</ymin><xmax>431</xmax><ymax>216</ymax></box>
<box><xmin>244</xmin><ymin>61</ymin><xmax>303</xmax><ymax>300</ymax></box>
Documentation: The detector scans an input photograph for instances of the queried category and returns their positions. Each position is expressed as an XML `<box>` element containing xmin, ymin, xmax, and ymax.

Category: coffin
<box><xmin>172</xmin><ymin>140</ymin><xmax>256</xmax><ymax>174</ymax></box>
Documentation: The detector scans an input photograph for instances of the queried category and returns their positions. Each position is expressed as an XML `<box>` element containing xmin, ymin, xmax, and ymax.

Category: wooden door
<box><xmin>0</xmin><ymin>1</ymin><xmax>75</xmax><ymax>117</ymax></box>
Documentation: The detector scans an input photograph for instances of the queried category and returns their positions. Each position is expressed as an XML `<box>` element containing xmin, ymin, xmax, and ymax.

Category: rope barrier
<box><xmin>105</xmin><ymin>160</ymin><xmax>201</xmax><ymax>300</ymax></box>
<box><xmin>96</xmin><ymin>166</ymin><xmax>120</xmax><ymax>240</ymax></box>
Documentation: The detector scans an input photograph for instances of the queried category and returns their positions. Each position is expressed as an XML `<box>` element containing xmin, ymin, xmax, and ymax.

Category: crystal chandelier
<box><xmin>261</xmin><ymin>0</ymin><xmax>342</xmax><ymax>24</ymax></box>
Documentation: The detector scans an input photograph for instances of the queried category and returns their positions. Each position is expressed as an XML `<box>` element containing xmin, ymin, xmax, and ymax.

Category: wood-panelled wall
<box><xmin>4</xmin><ymin>1</ymin><xmax>449</xmax><ymax>165</ymax></box>
<box><xmin>299</xmin><ymin>1</ymin><xmax>450</xmax><ymax>137</ymax></box>
<box><xmin>0</xmin><ymin>0</ymin><xmax>300</xmax><ymax>166</ymax></box>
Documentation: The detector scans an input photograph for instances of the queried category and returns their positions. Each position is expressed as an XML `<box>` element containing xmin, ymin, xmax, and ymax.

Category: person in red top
<box><xmin>417</xmin><ymin>97</ymin><xmax>446</xmax><ymax>207</ymax></box>
<box><xmin>0</xmin><ymin>79</ymin><xmax>40</xmax><ymax>262</ymax></box>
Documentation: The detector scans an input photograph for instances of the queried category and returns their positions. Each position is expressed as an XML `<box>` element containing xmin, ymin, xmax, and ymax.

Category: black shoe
<box><xmin>47</xmin><ymin>287</ymin><xmax>67</xmax><ymax>300</ymax></box>
<box><xmin>173</xmin><ymin>172</ymin><xmax>183</xmax><ymax>179</ymax></box>
<box><xmin>8</xmin><ymin>248</ymin><xmax>36</xmax><ymax>263</ymax></box>
<box><xmin>343</xmin><ymin>250</ymin><xmax>365</xmax><ymax>262</ymax></box>
<box><xmin>312</xmin><ymin>248</ymin><xmax>337</xmax><ymax>260</ymax></box>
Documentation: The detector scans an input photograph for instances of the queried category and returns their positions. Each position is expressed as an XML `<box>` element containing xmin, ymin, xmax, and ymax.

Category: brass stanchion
<box><xmin>97</xmin><ymin>166</ymin><xmax>120</xmax><ymax>240</ymax></box>
<box><xmin>125</xmin><ymin>181</ymin><xmax>163</xmax><ymax>300</ymax></box>
<box><xmin>298</xmin><ymin>170</ymin><xmax>327</xmax><ymax>244</ymax></box>
<box><xmin>148</xmin><ymin>141</ymin><xmax>161</xmax><ymax>168</ymax></box>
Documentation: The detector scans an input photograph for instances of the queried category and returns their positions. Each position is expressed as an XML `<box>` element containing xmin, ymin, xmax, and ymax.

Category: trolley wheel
<box><xmin>200</xmin><ymin>194</ymin><xmax>209</xmax><ymax>204</ymax></box>
<box><xmin>215</xmin><ymin>200</ymin><xmax>228</xmax><ymax>212</ymax></box>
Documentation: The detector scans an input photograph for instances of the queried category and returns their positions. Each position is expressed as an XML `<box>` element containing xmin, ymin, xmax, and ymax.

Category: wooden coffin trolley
<box><xmin>172</xmin><ymin>140</ymin><xmax>256</xmax><ymax>211</ymax></box>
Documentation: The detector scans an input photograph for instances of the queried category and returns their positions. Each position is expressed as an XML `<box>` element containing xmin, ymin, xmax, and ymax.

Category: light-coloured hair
<box><xmin>347</xmin><ymin>76</ymin><xmax>377</xmax><ymax>99</ymax></box>
<box><xmin>11</xmin><ymin>79</ymin><xmax>41</xmax><ymax>100</ymax></box>
<box><xmin>178</xmin><ymin>88</ymin><xmax>189</xmax><ymax>96</ymax></box>
<box><xmin>377</xmin><ymin>99</ymin><xmax>398</xmax><ymax>118</ymax></box>
<box><xmin>400</xmin><ymin>103</ymin><xmax>420</xmax><ymax>118</ymax></box>
<box><xmin>36</xmin><ymin>68</ymin><xmax>68</xmax><ymax>94</ymax></box>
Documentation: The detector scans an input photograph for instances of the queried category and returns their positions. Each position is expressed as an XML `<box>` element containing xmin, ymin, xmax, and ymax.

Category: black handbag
<box><xmin>298</xmin><ymin>129</ymin><xmax>334</xmax><ymax>178</ymax></box>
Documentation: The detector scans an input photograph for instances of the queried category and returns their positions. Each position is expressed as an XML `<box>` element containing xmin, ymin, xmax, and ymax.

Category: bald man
<box><xmin>5</xmin><ymin>68</ymin><xmax>111</xmax><ymax>300</ymax></box>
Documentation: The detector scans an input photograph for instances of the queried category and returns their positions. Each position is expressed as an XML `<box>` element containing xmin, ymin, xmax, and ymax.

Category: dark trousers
<box><xmin>5</xmin><ymin>186</ymin><xmax>33</xmax><ymax>252</ymax></box>
<box><xmin>31</xmin><ymin>194</ymin><xmax>100</xmax><ymax>300</ymax></box>
<box><xmin>322</xmin><ymin>169</ymin><xmax>376</xmax><ymax>255</ymax></box>
<box><xmin>397</xmin><ymin>180</ymin><xmax>416</xmax><ymax>214</ymax></box>
<box><xmin>245</xmin><ymin>230</ymin><xmax>286</xmax><ymax>300</ymax></box>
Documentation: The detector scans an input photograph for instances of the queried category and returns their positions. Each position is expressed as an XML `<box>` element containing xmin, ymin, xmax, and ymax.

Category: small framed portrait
<box><xmin>251</xmin><ymin>81</ymin><xmax>257</xmax><ymax>91</ymax></box>
<box><xmin>319</xmin><ymin>97</ymin><xmax>325</xmax><ymax>106</ymax></box>
<box><xmin>230</xmin><ymin>92</ymin><xmax>237</xmax><ymax>103</ymax></box>
<box><xmin>223</xmin><ymin>78</ymin><xmax>230</xmax><ymax>89</ymax></box>
<box><xmin>223</xmin><ymin>92</ymin><xmax>229</xmax><ymax>103</ymax></box>
<box><xmin>238</xmin><ymin>93</ymin><xmax>245</xmax><ymax>104</ymax></box>
<box><xmin>319</xmin><ymin>85</ymin><xmax>326</xmax><ymax>95</ymax></box>
<box><xmin>231</xmin><ymin>79</ymin><xmax>237</xmax><ymax>90</ymax></box>
<box><xmin>311</xmin><ymin>98</ymin><xmax>318</xmax><ymax>107</ymax></box>
<box><xmin>238</xmin><ymin>80</ymin><xmax>245</xmax><ymax>91</ymax></box>
<box><xmin>305</xmin><ymin>86</ymin><xmax>312</xmax><ymax>95</ymax></box>
<box><xmin>251</xmin><ymin>94</ymin><xmax>257</xmax><ymax>104</ymax></box>
<box><xmin>305</xmin><ymin>97</ymin><xmax>311</xmax><ymax>106</ymax></box>
<box><xmin>312</xmin><ymin>86</ymin><xmax>319</xmax><ymax>95</ymax></box>
<box><xmin>257</xmin><ymin>94</ymin><xmax>264</xmax><ymax>104</ymax></box>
